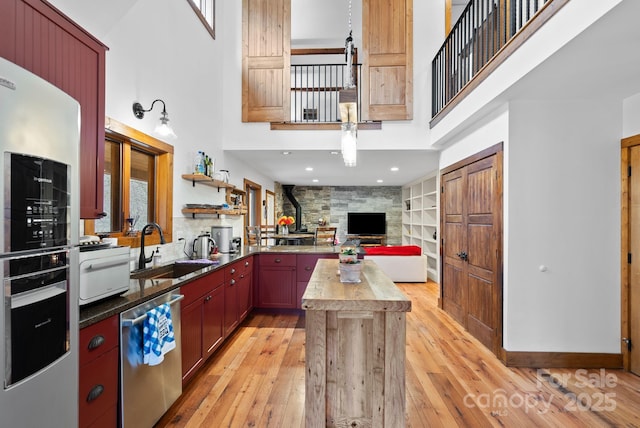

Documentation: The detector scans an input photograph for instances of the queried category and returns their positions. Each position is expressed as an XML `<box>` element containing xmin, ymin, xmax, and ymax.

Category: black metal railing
<box><xmin>290</xmin><ymin>64</ymin><xmax>362</xmax><ymax>123</ymax></box>
<box><xmin>432</xmin><ymin>0</ymin><xmax>552</xmax><ymax>118</ymax></box>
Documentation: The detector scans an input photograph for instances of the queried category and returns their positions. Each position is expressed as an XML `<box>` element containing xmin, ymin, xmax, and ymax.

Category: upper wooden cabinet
<box><xmin>242</xmin><ymin>0</ymin><xmax>412</xmax><ymax>123</ymax></box>
<box><xmin>242</xmin><ymin>0</ymin><xmax>291</xmax><ymax>122</ymax></box>
<box><xmin>362</xmin><ymin>0</ymin><xmax>413</xmax><ymax>120</ymax></box>
<box><xmin>0</xmin><ymin>0</ymin><xmax>108</xmax><ymax>219</ymax></box>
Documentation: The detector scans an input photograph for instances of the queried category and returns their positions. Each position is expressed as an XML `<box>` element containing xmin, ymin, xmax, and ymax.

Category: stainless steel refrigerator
<box><xmin>0</xmin><ymin>57</ymin><xmax>80</xmax><ymax>427</ymax></box>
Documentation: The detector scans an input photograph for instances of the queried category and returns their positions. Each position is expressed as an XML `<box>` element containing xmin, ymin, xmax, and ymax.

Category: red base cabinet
<box><xmin>224</xmin><ymin>258</ymin><xmax>253</xmax><ymax>336</ymax></box>
<box><xmin>256</xmin><ymin>254</ymin><xmax>297</xmax><ymax>309</ymax></box>
<box><xmin>79</xmin><ymin>315</ymin><xmax>119</xmax><ymax>428</ymax></box>
<box><xmin>182</xmin><ymin>258</ymin><xmax>253</xmax><ymax>385</ymax></box>
<box><xmin>180</xmin><ymin>270</ymin><xmax>224</xmax><ymax>385</ymax></box>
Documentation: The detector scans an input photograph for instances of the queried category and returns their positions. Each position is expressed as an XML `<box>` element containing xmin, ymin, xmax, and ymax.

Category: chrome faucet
<box><xmin>138</xmin><ymin>222</ymin><xmax>166</xmax><ymax>270</ymax></box>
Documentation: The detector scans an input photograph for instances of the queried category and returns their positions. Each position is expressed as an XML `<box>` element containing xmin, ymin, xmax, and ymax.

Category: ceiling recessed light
<box><xmin>312</xmin><ymin>179</ymin><xmax>319</xmax><ymax>183</ymax></box>
<box><xmin>305</xmin><ymin>167</ymin><xmax>313</xmax><ymax>171</ymax></box>
<box><xmin>330</xmin><ymin>151</ymin><xmax>339</xmax><ymax>155</ymax></box>
<box><xmin>282</xmin><ymin>151</ymin><xmax>291</xmax><ymax>155</ymax></box>
<box><xmin>377</xmin><ymin>179</ymin><xmax>384</xmax><ymax>183</ymax></box>
<box><xmin>390</xmin><ymin>167</ymin><xmax>399</xmax><ymax>172</ymax></box>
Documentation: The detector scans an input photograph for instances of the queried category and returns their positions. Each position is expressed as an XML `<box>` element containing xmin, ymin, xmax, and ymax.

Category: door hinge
<box><xmin>629</xmin><ymin>253</ymin><xmax>632</xmax><ymax>264</ymax></box>
<box><xmin>441</xmin><ymin>186</ymin><xmax>444</xmax><ymax>193</ymax></box>
<box><xmin>623</xmin><ymin>337</ymin><xmax>632</xmax><ymax>351</ymax></box>
<box><xmin>629</xmin><ymin>166</ymin><xmax>632</xmax><ymax>177</ymax></box>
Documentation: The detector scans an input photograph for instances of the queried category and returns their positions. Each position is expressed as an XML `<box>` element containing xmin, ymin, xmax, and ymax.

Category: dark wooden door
<box><xmin>441</xmin><ymin>145</ymin><xmax>503</xmax><ymax>355</ymax></box>
<box><xmin>441</xmin><ymin>168</ymin><xmax>466</xmax><ymax>326</ymax></box>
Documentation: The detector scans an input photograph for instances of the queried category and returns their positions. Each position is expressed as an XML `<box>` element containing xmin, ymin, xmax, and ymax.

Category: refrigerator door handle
<box><xmin>121</xmin><ymin>294</ymin><xmax>184</xmax><ymax>327</ymax></box>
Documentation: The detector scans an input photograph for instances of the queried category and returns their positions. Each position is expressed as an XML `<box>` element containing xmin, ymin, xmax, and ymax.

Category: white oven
<box><xmin>79</xmin><ymin>246</ymin><xmax>131</xmax><ymax>305</ymax></box>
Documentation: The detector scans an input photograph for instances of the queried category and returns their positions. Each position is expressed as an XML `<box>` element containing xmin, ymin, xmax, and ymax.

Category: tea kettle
<box><xmin>192</xmin><ymin>233</ymin><xmax>216</xmax><ymax>259</ymax></box>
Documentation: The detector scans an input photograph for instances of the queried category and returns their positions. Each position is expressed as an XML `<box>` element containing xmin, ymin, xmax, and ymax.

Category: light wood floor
<box><xmin>156</xmin><ymin>281</ymin><xmax>640</xmax><ymax>427</ymax></box>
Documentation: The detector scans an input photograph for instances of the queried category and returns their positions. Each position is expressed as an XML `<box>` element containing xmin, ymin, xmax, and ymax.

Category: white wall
<box><xmin>291</xmin><ymin>0</ymin><xmax>362</xmax><ymax>48</ymax></box>
<box><xmin>506</xmin><ymin>99</ymin><xmax>621</xmax><ymax>353</ymax></box>
<box><xmin>623</xmin><ymin>92</ymin><xmax>640</xmax><ymax>138</ymax></box>
<box><xmin>220</xmin><ymin>0</ymin><xmax>443</xmax><ymax>154</ymax></box>
<box><xmin>440</xmin><ymin>99</ymin><xmax>621</xmax><ymax>354</ymax></box>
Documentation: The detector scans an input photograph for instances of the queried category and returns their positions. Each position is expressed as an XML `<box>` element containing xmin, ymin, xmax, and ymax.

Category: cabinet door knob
<box><xmin>230</xmin><ymin>268</ymin><xmax>236</xmax><ymax>274</ymax></box>
<box><xmin>86</xmin><ymin>384</ymin><xmax>104</xmax><ymax>402</ymax></box>
<box><xmin>245</xmin><ymin>261</ymin><xmax>249</xmax><ymax>267</ymax></box>
<box><xmin>205</xmin><ymin>295</ymin><xmax>212</xmax><ymax>302</ymax></box>
<box><xmin>87</xmin><ymin>335</ymin><xmax>105</xmax><ymax>350</ymax></box>
<box><xmin>305</xmin><ymin>266</ymin><xmax>312</xmax><ymax>271</ymax></box>
<box><xmin>230</xmin><ymin>279</ymin><xmax>236</xmax><ymax>285</ymax></box>
<box><xmin>275</xmin><ymin>258</ymin><xmax>281</xmax><ymax>263</ymax></box>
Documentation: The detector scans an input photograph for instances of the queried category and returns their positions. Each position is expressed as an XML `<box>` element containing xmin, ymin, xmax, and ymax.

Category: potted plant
<box><xmin>339</xmin><ymin>246</ymin><xmax>358</xmax><ymax>264</ymax></box>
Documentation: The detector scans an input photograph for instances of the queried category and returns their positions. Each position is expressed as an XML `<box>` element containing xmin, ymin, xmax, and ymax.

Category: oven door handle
<box><xmin>121</xmin><ymin>294</ymin><xmax>184</xmax><ymax>327</ymax></box>
<box><xmin>7</xmin><ymin>264</ymin><xmax>68</xmax><ymax>282</ymax></box>
<box><xmin>86</xmin><ymin>258</ymin><xmax>128</xmax><ymax>271</ymax></box>
<box><xmin>10</xmin><ymin>280</ymin><xmax>67</xmax><ymax>309</ymax></box>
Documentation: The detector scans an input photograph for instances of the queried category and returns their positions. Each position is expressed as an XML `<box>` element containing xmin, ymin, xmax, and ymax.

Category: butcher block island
<box><xmin>301</xmin><ymin>259</ymin><xmax>412</xmax><ymax>428</ymax></box>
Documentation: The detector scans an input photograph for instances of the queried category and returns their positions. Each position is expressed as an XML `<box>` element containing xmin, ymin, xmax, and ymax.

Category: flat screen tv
<box><xmin>347</xmin><ymin>212</ymin><xmax>386</xmax><ymax>235</ymax></box>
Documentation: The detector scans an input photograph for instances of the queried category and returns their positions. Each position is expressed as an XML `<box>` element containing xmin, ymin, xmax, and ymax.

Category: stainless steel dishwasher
<box><xmin>120</xmin><ymin>290</ymin><xmax>184</xmax><ymax>427</ymax></box>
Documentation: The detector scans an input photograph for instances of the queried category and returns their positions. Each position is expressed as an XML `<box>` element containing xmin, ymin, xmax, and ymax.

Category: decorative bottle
<box><xmin>194</xmin><ymin>151</ymin><xmax>204</xmax><ymax>174</ymax></box>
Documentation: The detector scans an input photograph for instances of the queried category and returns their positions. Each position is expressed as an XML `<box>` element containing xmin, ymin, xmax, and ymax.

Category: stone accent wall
<box><xmin>277</xmin><ymin>184</ymin><xmax>402</xmax><ymax>245</ymax></box>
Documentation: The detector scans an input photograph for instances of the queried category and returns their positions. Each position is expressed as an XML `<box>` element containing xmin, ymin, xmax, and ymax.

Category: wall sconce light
<box><xmin>132</xmin><ymin>99</ymin><xmax>177</xmax><ymax>138</ymax></box>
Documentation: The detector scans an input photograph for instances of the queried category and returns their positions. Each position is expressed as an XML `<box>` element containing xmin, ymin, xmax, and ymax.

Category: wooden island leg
<box><xmin>305</xmin><ymin>310</ymin><xmax>326</xmax><ymax>428</ymax></box>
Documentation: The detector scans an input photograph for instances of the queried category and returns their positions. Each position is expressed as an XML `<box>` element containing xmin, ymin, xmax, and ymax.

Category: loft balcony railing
<box><xmin>290</xmin><ymin>63</ymin><xmax>362</xmax><ymax>123</ymax></box>
<box><xmin>432</xmin><ymin>0</ymin><xmax>563</xmax><ymax>121</ymax></box>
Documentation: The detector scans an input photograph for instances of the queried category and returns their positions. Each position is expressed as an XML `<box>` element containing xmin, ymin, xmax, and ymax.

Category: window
<box><xmin>187</xmin><ymin>0</ymin><xmax>215</xmax><ymax>40</ymax></box>
<box><xmin>85</xmin><ymin>117</ymin><xmax>174</xmax><ymax>247</ymax></box>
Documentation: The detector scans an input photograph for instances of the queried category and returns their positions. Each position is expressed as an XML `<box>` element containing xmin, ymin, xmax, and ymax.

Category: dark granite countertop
<box><xmin>79</xmin><ymin>245</ymin><xmax>342</xmax><ymax>329</ymax></box>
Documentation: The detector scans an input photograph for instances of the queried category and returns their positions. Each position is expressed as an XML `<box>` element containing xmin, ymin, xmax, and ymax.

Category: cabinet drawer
<box><xmin>79</xmin><ymin>315</ymin><xmax>118</xmax><ymax>366</ymax></box>
<box><xmin>240</xmin><ymin>257</ymin><xmax>253</xmax><ymax>272</ymax></box>
<box><xmin>181</xmin><ymin>270</ymin><xmax>224</xmax><ymax>306</ymax></box>
<box><xmin>225</xmin><ymin>258</ymin><xmax>252</xmax><ymax>279</ymax></box>
<box><xmin>259</xmin><ymin>254</ymin><xmax>296</xmax><ymax>267</ymax></box>
<box><xmin>79</xmin><ymin>347</ymin><xmax>119</xmax><ymax>428</ymax></box>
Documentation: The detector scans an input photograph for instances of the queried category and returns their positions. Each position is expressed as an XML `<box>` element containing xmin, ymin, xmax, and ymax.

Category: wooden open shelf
<box><xmin>182</xmin><ymin>174</ymin><xmax>235</xmax><ymax>191</ymax></box>
<box><xmin>181</xmin><ymin>207</ymin><xmax>247</xmax><ymax>218</ymax></box>
<box><xmin>181</xmin><ymin>175</ymin><xmax>246</xmax><ymax>217</ymax></box>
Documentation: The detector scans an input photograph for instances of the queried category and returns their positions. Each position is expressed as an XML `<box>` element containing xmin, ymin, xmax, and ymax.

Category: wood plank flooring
<box><xmin>156</xmin><ymin>281</ymin><xmax>640</xmax><ymax>427</ymax></box>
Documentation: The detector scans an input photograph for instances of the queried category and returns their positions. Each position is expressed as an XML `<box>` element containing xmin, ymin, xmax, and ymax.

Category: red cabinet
<box><xmin>237</xmin><ymin>258</ymin><xmax>253</xmax><ymax>321</ymax></box>
<box><xmin>203</xmin><ymin>284</ymin><xmax>225</xmax><ymax>357</ymax></box>
<box><xmin>0</xmin><ymin>0</ymin><xmax>108</xmax><ymax>218</ymax></box>
<box><xmin>256</xmin><ymin>254</ymin><xmax>297</xmax><ymax>309</ymax></box>
<box><xmin>224</xmin><ymin>258</ymin><xmax>253</xmax><ymax>336</ymax></box>
<box><xmin>180</xmin><ymin>270</ymin><xmax>224</xmax><ymax>384</ymax></box>
<box><xmin>79</xmin><ymin>315</ymin><xmax>119</xmax><ymax>428</ymax></box>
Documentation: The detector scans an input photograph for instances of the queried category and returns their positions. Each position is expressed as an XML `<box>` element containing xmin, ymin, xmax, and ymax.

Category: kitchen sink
<box><xmin>130</xmin><ymin>261</ymin><xmax>213</xmax><ymax>279</ymax></box>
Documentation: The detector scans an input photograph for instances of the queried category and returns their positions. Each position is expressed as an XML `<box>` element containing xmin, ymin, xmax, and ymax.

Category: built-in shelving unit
<box><xmin>402</xmin><ymin>173</ymin><xmax>439</xmax><ymax>282</ymax></box>
<box><xmin>181</xmin><ymin>174</ymin><xmax>247</xmax><ymax>217</ymax></box>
